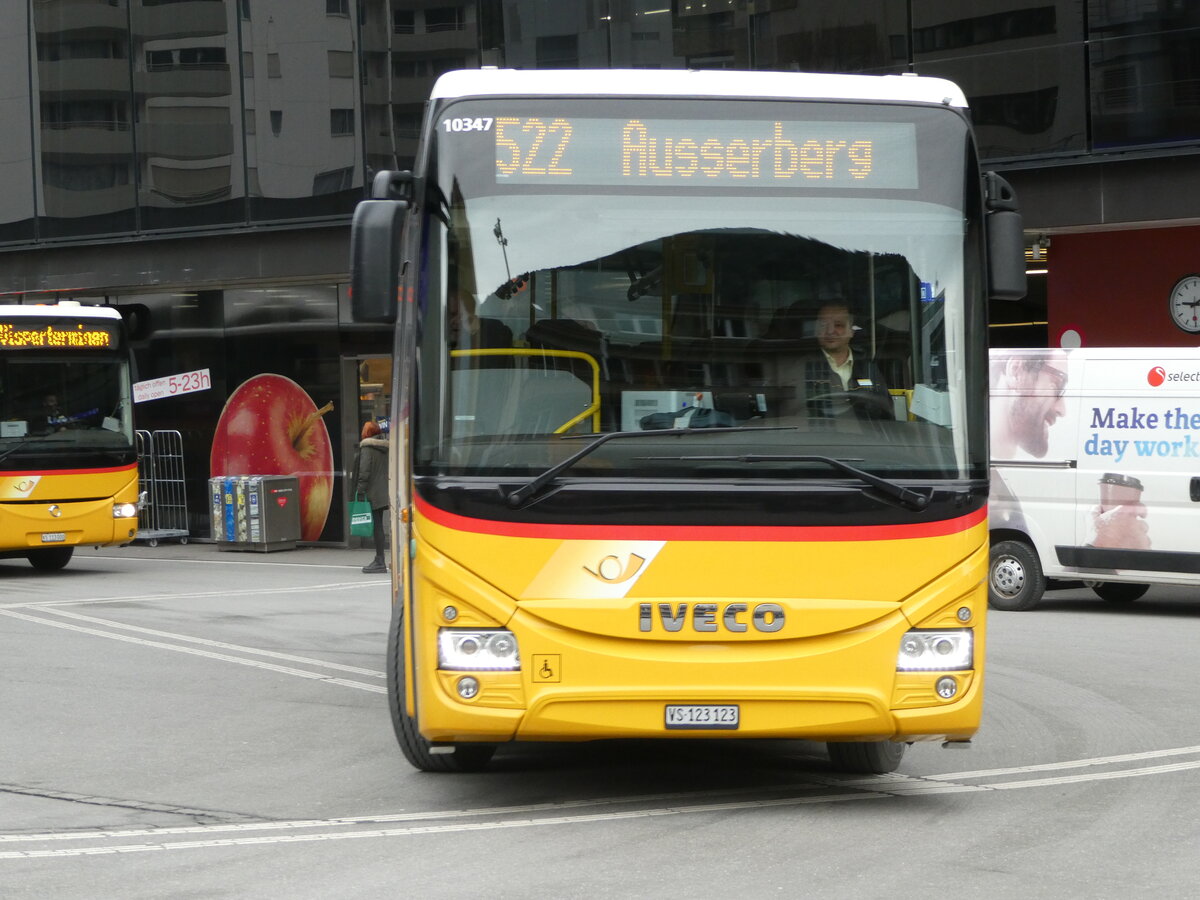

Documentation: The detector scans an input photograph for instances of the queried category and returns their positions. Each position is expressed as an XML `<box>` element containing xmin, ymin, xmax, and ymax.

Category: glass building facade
<box><xmin>3</xmin><ymin>0</ymin><xmax>1199</xmax><ymax>541</ymax></box>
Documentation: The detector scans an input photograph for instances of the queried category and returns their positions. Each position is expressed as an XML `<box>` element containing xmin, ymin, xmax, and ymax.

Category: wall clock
<box><xmin>1169</xmin><ymin>275</ymin><xmax>1200</xmax><ymax>333</ymax></box>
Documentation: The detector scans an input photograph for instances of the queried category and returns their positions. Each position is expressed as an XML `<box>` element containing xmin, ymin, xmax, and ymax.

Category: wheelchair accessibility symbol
<box><xmin>532</xmin><ymin>654</ymin><xmax>561</xmax><ymax>683</ymax></box>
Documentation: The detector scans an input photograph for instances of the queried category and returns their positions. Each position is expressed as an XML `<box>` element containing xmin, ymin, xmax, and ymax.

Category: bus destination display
<box><xmin>0</xmin><ymin>320</ymin><xmax>116</xmax><ymax>350</ymax></box>
<box><xmin>453</xmin><ymin>116</ymin><xmax>918</xmax><ymax>189</ymax></box>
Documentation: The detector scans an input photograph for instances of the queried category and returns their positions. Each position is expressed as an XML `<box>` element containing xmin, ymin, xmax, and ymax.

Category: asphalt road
<box><xmin>2</xmin><ymin>544</ymin><xmax>1198</xmax><ymax>899</ymax></box>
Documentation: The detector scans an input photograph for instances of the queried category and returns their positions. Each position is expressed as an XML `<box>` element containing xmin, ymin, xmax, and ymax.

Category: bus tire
<box><xmin>1089</xmin><ymin>582</ymin><xmax>1149</xmax><ymax>603</ymax></box>
<box><xmin>27</xmin><ymin>547</ymin><xmax>74</xmax><ymax>571</ymax></box>
<box><xmin>385</xmin><ymin>607</ymin><xmax>497</xmax><ymax>773</ymax></box>
<box><xmin>827</xmin><ymin>740</ymin><xmax>906</xmax><ymax>774</ymax></box>
<box><xmin>988</xmin><ymin>540</ymin><xmax>1044</xmax><ymax>611</ymax></box>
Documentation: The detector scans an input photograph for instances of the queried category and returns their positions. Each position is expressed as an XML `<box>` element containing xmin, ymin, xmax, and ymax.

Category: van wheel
<box><xmin>1089</xmin><ymin>582</ymin><xmax>1150</xmax><ymax>603</ymax></box>
<box><xmin>988</xmin><ymin>540</ymin><xmax>1044</xmax><ymax>611</ymax></box>
<box><xmin>827</xmin><ymin>741</ymin><xmax>906</xmax><ymax>774</ymax></box>
<box><xmin>385</xmin><ymin>607</ymin><xmax>497</xmax><ymax>773</ymax></box>
<box><xmin>27</xmin><ymin>547</ymin><xmax>74</xmax><ymax>571</ymax></box>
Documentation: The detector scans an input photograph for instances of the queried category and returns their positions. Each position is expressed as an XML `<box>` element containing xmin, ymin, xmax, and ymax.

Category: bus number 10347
<box><xmin>442</xmin><ymin>117</ymin><xmax>494</xmax><ymax>132</ymax></box>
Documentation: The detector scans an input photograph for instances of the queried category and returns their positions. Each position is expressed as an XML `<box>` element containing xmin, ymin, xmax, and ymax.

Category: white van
<box><xmin>988</xmin><ymin>347</ymin><xmax>1200</xmax><ymax>610</ymax></box>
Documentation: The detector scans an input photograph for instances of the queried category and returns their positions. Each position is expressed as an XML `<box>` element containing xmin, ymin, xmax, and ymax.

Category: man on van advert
<box><xmin>990</xmin><ymin>350</ymin><xmax>1067</xmax><ymax>459</ymax></box>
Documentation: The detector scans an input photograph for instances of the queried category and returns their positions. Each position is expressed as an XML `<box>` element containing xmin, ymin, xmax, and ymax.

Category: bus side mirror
<box><xmin>349</xmin><ymin>198</ymin><xmax>408</xmax><ymax>324</ymax></box>
<box><xmin>984</xmin><ymin>172</ymin><xmax>1027</xmax><ymax>301</ymax></box>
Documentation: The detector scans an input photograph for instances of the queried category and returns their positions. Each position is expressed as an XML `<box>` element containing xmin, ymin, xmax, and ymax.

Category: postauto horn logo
<box><xmin>1148</xmin><ymin>364</ymin><xmax>1200</xmax><ymax>387</ymax></box>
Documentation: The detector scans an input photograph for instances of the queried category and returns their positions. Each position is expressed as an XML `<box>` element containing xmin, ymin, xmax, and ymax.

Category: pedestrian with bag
<box><xmin>353</xmin><ymin>420</ymin><xmax>389</xmax><ymax>574</ymax></box>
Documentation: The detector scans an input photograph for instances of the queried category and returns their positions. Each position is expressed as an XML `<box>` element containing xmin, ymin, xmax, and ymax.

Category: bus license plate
<box><xmin>41</xmin><ymin>532</ymin><xmax>66</xmax><ymax>543</ymax></box>
<box><xmin>664</xmin><ymin>704</ymin><xmax>739</xmax><ymax>730</ymax></box>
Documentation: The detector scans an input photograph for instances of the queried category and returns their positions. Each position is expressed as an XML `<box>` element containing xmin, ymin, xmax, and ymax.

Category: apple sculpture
<box><xmin>210</xmin><ymin>373</ymin><xmax>334</xmax><ymax>542</ymax></box>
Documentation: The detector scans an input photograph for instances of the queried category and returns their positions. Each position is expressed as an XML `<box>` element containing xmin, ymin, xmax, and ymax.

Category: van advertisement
<box><xmin>990</xmin><ymin>348</ymin><xmax>1200</xmax><ymax>578</ymax></box>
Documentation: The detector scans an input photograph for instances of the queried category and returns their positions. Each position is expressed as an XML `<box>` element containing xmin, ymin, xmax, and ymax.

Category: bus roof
<box><xmin>431</xmin><ymin>68</ymin><xmax>968</xmax><ymax>109</ymax></box>
<box><xmin>0</xmin><ymin>303</ymin><xmax>120</xmax><ymax>320</ymax></box>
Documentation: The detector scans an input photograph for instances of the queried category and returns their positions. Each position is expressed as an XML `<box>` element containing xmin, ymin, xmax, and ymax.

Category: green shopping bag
<box><xmin>349</xmin><ymin>497</ymin><xmax>374</xmax><ymax>537</ymax></box>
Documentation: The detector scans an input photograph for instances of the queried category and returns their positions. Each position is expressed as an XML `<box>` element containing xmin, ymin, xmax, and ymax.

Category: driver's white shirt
<box><xmin>822</xmin><ymin>347</ymin><xmax>854</xmax><ymax>390</ymax></box>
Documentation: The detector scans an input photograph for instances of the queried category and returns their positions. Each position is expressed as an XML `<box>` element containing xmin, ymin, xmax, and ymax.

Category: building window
<box><xmin>430</xmin><ymin>56</ymin><xmax>466</xmax><ymax>77</ymax></box>
<box><xmin>328</xmin><ymin>50</ymin><xmax>354</xmax><ymax>78</ymax></box>
<box><xmin>267</xmin><ymin>53</ymin><xmax>281</xmax><ymax>78</ymax></box>
<box><xmin>1098</xmin><ymin>64</ymin><xmax>1141</xmax><ymax>115</ymax></box>
<box><xmin>244</xmin><ymin>108</ymin><xmax>256</xmax><ymax>134</ymax></box>
<box><xmin>37</xmin><ymin>39</ymin><xmax>124</xmax><ymax>62</ymax></box>
<box><xmin>393</xmin><ymin>59</ymin><xmax>428</xmax><ymax>78</ymax></box>
<box><xmin>393</xmin><ymin>9</ymin><xmax>415</xmax><ymax>34</ymax></box>
<box><xmin>535</xmin><ymin>34</ymin><xmax>578</xmax><ymax>69</ymax></box>
<box><xmin>146</xmin><ymin>50</ymin><xmax>173</xmax><ymax>71</ymax></box>
<box><xmin>242</xmin><ymin>51</ymin><xmax>254</xmax><ymax>78</ymax></box>
<box><xmin>913</xmin><ymin>7</ymin><xmax>1056</xmax><ymax>54</ymax></box>
<box><xmin>313</xmin><ymin>167</ymin><xmax>354</xmax><ymax>195</ymax></box>
<box><xmin>331</xmin><ymin>108</ymin><xmax>355</xmax><ymax>136</ymax></box>
<box><xmin>150</xmin><ymin>164</ymin><xmax>232</xmax><ymax>203</ymax></box>
<box><xmin>178</xmin><ymin>47</ymin><xmax>227</xmax><ymax>68</ymax></box>
<box><xmin>270</xmin><ymin>110</ymin><xmax>282</xmax><ymax>136</ymax></box>
<box><xmin>326</xmin><ymin>0</ymin><xmax>349</xmax><ymax>15</ymax></box>
<box><xmin>240</xmin><ymin>0</ymin><xmax>251</xmax><ymax>20</ymax></box>
<box><xmin>426</xmin><ymin>6</ymin><xmax>466</xmax><ymax>32</ymax></box>
<box><xmin>42</xmin><ymin>162</ymin><xmax>130</xmax><ymax>191</ymax></box>
<box><xmin>393</xmin><ymin>111</ymin><xmax>422</xmax><ymax>139</ymax></box>
<box><xmin>969</xmin><ymin>87</ymin><xmax>1059</xmax><ymax>134</ymax></box>
<box><xmin>40</xmin><ymin>100</ymin><xmax>128</xmax><ymax>130</ymax></box>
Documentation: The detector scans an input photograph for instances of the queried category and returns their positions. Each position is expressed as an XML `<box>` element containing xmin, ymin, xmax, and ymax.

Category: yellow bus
<box><xmin>350</xmin><ymin>69</ymin><xmax>1026</xmax><ymax>774</ymax></box>
<box><xmin>0</xmin><ymin>304</ymin><xmax>140</xmax><ymax>570</ymax></box>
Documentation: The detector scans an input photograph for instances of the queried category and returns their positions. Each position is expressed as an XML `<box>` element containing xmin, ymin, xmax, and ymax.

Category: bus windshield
<box><xmin>0</xmin><ymin>354</ymin><xmax>134</xmax><ymax>465</ymax></box>
<box><xmin>417</xmin><ymin>98</ymin><xmax>984</xmax><ymax>483</ymax></box>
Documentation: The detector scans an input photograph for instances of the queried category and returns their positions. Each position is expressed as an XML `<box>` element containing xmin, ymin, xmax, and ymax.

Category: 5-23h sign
<box><xmin>133</xmin><ymin>368</ymin><xmax>212</xmax><ymax>404</ymax></box>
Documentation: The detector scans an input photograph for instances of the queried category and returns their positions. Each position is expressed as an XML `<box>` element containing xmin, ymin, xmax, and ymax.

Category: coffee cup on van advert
<box><xmin>1098</xmin><ymin>472</ymin><xmax>1143</xmax><ymax>512</ymax></box>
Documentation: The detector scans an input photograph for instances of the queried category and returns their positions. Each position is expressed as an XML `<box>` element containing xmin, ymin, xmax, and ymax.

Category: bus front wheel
<box><xmin>27</xmin><ymin>547</ymin><xmax>74</xmax><ymax>571</ymax></box>
<box><xmin>827</xmin><ymin>740</ymin><xmax>906</xmax><ymax>774</ymax></box>
<box><xmin>386</xmin><ymin>608</ymin><xmax>497</xmax><ymax>773</ymax></box>
<box><xmin>988</xmin><ymin>540</ymin><xmax>1044</xmax><ymax>611</ymax></box>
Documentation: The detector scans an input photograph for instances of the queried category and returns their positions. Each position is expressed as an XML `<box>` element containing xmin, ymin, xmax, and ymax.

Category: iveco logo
<box><xmin>639</xmin><ymin>602</ymin><xmax>786</xmax><ymax>633</ymax></box>
<box><xmin>48</xmin><ymin>505</ymin><xmax>62</xmax><ymax>518</ymax></box>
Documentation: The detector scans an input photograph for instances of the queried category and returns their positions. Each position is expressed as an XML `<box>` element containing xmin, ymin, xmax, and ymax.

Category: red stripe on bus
<box><xmin>0</xmin><ymin>463</ymin><xmax>138</xmax><ymax>477</ymax></box>
<box><xmin>414</xmin><ymin>496</ymin><xmax>985</xmax><ymax>542</ymax></box>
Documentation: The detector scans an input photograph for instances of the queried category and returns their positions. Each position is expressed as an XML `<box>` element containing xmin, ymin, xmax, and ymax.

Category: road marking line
<box><xmin>0</xmin><ymin>784</ymin><xmax>841</xmax><ymax>843</ymax></box>
<box><xmin>989</xmin><ymin>758</ymin><xmax>1200</xmax><ymax>789</ymax></box>
<box><xmin>0</xmin><ymin>793</ymin><xmax>887</xmax><ymax>859</ymax></box>
<box><xmin>29</xmin><ymin>607</ymin><xmax>385</xmax><ymax>678</ymax></box>
<box><xmin>81</xmin><ymin>554</ymin><xmax>367</xmax><ymax>570</ymax></box>
<box><xmin>4</xmin><ymin>746</ymin><xmax>1200</xmax><ymax>859</ymax></box>
<box><xmin>1</xmin><ymin>580</ymin><xmax>378</xmax><ymax>610</ymax></box>
<box><xmin>923</xmin><ymin>743</ymin><xmax>1200</xmax><ymax>780</ymax></box>
<box><xmin>0</xmin><ymin>609</ymin><xmax>385</xmax><ymax>694</ymax></box>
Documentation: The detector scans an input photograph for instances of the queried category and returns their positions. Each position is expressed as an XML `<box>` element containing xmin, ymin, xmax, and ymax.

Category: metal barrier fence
<box><xmin>135</xmin><ymin>429</ymin><xmax>189</xmax><ymax>546</ymax></box>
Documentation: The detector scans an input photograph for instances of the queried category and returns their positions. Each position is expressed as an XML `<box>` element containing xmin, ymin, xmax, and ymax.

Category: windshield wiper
<box><xmin>0</xmin><ymin>437</ymin><xmax>47</xmax><ymax>466</ymax></box>
<box><xmin>661</xmin><ymin>453</ymin><xmax>930</xmax><ymax>511</ymax></box>
<box><xmin>503</xmin><ymin>425</ymin><xmax>796</xmax><ymax>508</ymax></box>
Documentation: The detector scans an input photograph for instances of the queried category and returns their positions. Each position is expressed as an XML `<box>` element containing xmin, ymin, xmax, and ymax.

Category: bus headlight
<box><xmin>438</xmin><ymin>629</ymin><xmax>520</xmax><ymax>670</ymax></box>
<box><xmin>112</xmin><ymin>502</ymin><xmax>138</xmax><ymax>519</ymax></box>
<box><xmin>896</xmin><ymin>629</ymin><xmax>972</xmax><ymax>671</ymax></box>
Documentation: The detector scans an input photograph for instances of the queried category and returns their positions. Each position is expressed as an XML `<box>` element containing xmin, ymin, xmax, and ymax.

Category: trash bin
<box><xmin>209</xmin><ymin>475</ymin><xmax>300</xmax><ymax>552</ymax></box>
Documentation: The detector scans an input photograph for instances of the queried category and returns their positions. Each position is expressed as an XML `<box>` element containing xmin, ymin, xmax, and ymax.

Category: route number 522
<box><xmin>495</xmin><ymin>117</ymin><xmax>574</xmax><ymax>177</ymax></box>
